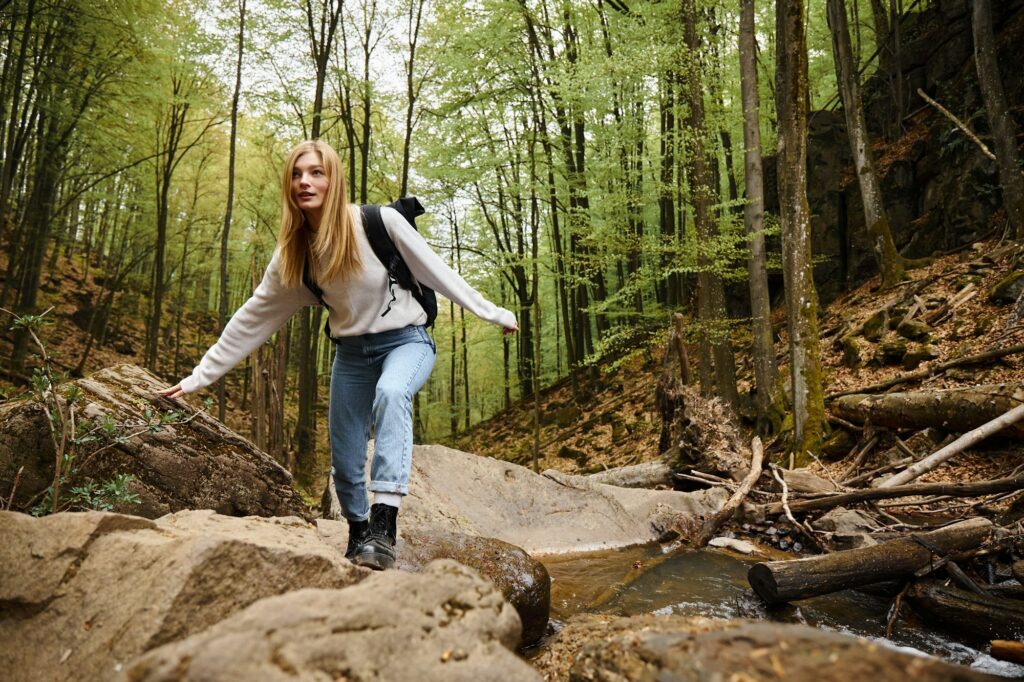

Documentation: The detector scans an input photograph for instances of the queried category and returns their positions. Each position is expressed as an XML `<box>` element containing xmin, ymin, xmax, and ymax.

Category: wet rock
<box><xmin>0</xmin><ymin>364</ymin><xmax>309</xmax><ymax>519</ymax></box>
<box><xmin>896</xmin><ymin>319</ymin><xmax>934</xmax><ymax>341</ymax></box>
<box><xmin>0</xmin><ymin>510</ymin><xmax>366</xmax><ymax>682</ymax></box>
<box><xmin>123</xmin><ymin>560</ymin><xmax>538</xmax><ymax>682</ymax></box>
<box><xmin>708</xmin><ymin>537</ymin><xmax>759</xmax><ymax>555</ymax></box>
<box><xmin>316</xmin><ymin>520</ymin><xmax>551</xmax><ymax>647</ymax></box>
<box><xmin>988</xmin><ymin>270</ymin><xmax>1024</xmax><ymax>304</ymax></box>
<box><xmin>565</xmin><ymin>620</ymin><xmax>1000</xmax><ymax>681</ymax></box>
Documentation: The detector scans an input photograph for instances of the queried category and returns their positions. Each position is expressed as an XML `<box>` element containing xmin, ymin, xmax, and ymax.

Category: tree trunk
<box><xmin>828</xmin><ymin>0</ymin><xmax>905</xmax><ymax>289</ymax></box>
<box><xmin>682</xmin><ymin>0</ymin><xmax>738</xmax><ymax>410</ymax></box>
<box><xmin>972</xmin><ymin>0</ymin><xmax>1024</xmax><ymax>238</ymax></box>
<box><xmin>775</xmin><ymin>0</ymin><xmax>826</xmax><ymax>463</ymax></box>
<box><xmin>218</xmin><ymin>0</ymin><xmax>246</xmax><ymax>422</ymax></box>
<box><xmin>748</xmin><ymin>518</ymin><xmax>993</xmax><ymax>605</ymax></box>
<box><xmin>740</xmin><ymin>0</ymin><xmax>777</xmax><ymax>433</ymax></box>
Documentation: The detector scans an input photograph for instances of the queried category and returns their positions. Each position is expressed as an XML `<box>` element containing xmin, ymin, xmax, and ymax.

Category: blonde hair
<box><xmin>277</xmin><ymin>140</ymin><xmax>361</xmax><ymax>288</ymax></box>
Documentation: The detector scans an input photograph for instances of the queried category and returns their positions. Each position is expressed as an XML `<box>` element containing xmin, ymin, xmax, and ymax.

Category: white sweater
<box><xmin>179</xmin><ymin>205</ymin><xmax>516</xmax><ymax>394</ymax></box>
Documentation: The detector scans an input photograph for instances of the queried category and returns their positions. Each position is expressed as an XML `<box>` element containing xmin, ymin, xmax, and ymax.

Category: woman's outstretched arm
<box><xmin>161</xmin><ymin>249</ymin><xmax>317</xmax><ymax>397</ymax></box>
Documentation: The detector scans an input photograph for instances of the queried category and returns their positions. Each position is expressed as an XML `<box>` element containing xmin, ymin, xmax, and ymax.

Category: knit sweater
<box><xmin>179</xmin><ymin>205</ymin><xmax>516</xmax><ymax>394</ymax></box>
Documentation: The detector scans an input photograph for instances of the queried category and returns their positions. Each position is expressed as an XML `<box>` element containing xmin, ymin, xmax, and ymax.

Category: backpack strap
<box><xmin>302</xmin><ymin>254</ymin><xmax>327</xmax><ymax>307</ymax></box>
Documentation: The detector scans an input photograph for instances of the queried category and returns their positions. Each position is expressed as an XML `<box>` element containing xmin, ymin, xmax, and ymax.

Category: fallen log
<box><xmin>880</xmin><ymin>402</ymin><xmax>1024</xmax><ymax>487</ymax></box>
<box><xmin>990</xmin><ymin>640</ymin><xmax>1024</xmax><ymax>665</ymax></box>
<box><xmin>760</xmin><ymin>474</ymin><xmax>1024</xmax><ymax>515</ymax></box>
<box><xmin>827</xmin><ymin>347</ymin><xmax>1024</xmax><ymax>400</ymax></box>
<box><xmin>907</xmin><ymin>581</ymin><xmax>1024</xmax><ymax>641</ymax></box>
<box><xmin>830</xmin><ymin>384</ymin><xmax>1024</xmax><ymax>438</ymax></box>
<box><xmin>694</xmin><ymin>437</ymin><xmax>764</xmax><ymax>546</ymax></box>
<box><xmin>747</xmin><ymin>518</ymin><xmax>993</xmax><ymax>605</ymax></box>
<box><xmin>585</xmin><ymin>460</ymin><xmax>673</xmax><ymax>489</ymax></box>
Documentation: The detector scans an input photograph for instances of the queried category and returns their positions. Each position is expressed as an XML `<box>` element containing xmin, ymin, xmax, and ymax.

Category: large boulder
<box><xmin>322</xmin><ymin>444</ymin><xmax>727</xmax><ymax>554</ymax></box>
<box><xmin>534</xmin><ymin>614</ymin><xmax>1001</xmax><ymax>682</ymax></box>
<box><xmin>122</xmin><ymin>560</ymin><xmax>539</xmax><ymax>682</ymax></box>
<box><xmin>0</xmin><ymin>510</ymin><xmax>366</xmax><ymax>682</ymax></box>
<box><xmin>316</xmin><ymin>518</ymin><xmax>551</xmax><ymax>647</ymax></box>
<box><xmin>0</xmin><ymin>364</ymin><xmax>308</xmax><ymax>519</ymax></box>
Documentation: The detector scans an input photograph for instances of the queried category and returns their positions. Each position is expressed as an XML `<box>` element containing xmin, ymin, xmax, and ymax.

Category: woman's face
<box><xmin>291</xmin><ymin>151</ymin><xmax>330</xmax><ymax>225</ymax></box>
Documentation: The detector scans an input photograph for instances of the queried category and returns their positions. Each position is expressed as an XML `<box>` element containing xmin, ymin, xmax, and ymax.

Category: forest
<box><xmin>4</xmin><ymin>0</ymin><xmax>1024</xmax><ymax>678</ymax></box>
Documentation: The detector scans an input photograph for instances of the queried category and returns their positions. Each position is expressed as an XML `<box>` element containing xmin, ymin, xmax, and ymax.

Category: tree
<box><xmin>739</xmin><ymin>0</ymin><xmax>777</xmax><ymax>432</ymax></box>
<box><xmin>827</xmin><ymin>0</ymin><xmax>905</xmax><ymax>290</ymax></box>
<box><xmin>972</xmin><ymin>0</ymin><xmax>1024</xmax><ymax>239</ymax></box>
<box><xmin>776</xmin><ymin>0</ymin><xmax>825</xmax><ymax>462</ymax></box>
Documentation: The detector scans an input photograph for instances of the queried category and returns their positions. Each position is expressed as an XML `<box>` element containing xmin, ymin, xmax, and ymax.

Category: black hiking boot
<box><xmin>353</xmin><ymin>503</ymin><xmax>398</xmax><ymax>570</ymax></box>
<box><xmin>345</xmin><ymin>518</ymin><xmax>370</xmax><ymax>562</ymax></box>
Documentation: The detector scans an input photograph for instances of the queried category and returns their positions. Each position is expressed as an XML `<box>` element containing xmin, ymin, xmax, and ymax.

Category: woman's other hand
<box><xmin>158</xmin><ymin>383</ymin><xmax>186</xmax><ymax>400</ymax></box>
<box><xmin>503</xmin><ymin>323</ymin><xmax>518</xmax><ymax>336</ymax></box>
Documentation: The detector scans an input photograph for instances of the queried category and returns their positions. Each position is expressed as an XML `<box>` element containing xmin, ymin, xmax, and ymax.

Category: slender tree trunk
<box><xmin>218</xmin><ymin>0</ymin><xmax>246</xmax><ymax>422</ymax></box>
<box><xmin>740</xmin><ymin>0</ymin><xmax>777</xmax><ymax>433</ymax></box>
<box><xmin>972</xmin><ymin>0</ymin><xmax>1024</xmax><ymax>238</ymax></box>
<box><xmin>828</xmin><ymin>0</ymin><xmax>905</xmax><ymax>289</ymax></box>
<box><xmin>776</xmin><ymin>0</ymin><xmax>825</xmax><ymax>463</ymax></box>
<box><xmin>682</xmin><ymin>0</ymin><xmax>738</xmax><ymax>410</ymax></box>
<box><xmin>400</xmin><ymin>0</ymin><xmax>425</xmax><ymax>197</ymax></box>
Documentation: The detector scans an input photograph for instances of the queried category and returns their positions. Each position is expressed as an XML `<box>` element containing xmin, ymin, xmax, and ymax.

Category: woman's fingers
<box><xmin>157</xmin><ymin>383</ymin><xmax>185</xmax><ymax>399</ymax></box>
<box><xmin>503</xmin><ymin>324</ymin><xmax>518</xmax><ymax>336</ymax></box>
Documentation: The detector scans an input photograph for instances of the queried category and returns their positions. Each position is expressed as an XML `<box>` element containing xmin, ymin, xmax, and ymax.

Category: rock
<box><xmin>772</xmin><ymin>467</ymin><xmax>838</xmax><ymax>494</ymax></box>
<box><xmin>841</xmin><ymin>335</ymin><xmax>862</xmax><ymax>369</ymax></box>
<box><xmin>819</xmin><ymin>428</ymin><xmax>857</xmax><ymax>460</ymax></box>
<box><xmin>0</xmin><ymin>364</ymin><xmax>309</xmax><ymax>519</ymax></box>
<box><xmin>316</xmin><ymin>520</ymin><xmax>551</xmax><ymax>647</ymax></box>
<box><xmin>707</xmin><ymin>537</ymin><xmax>759</xmax><ymax>555</ymax></box>
<box><xmin>988</xmin><ymin>270</ymin><xmax>1024</xmax><ymax>304</ymax></box>
<box><xmin>876</xmin><ymin>339</ymin><xmax>908</xmax><ymax>365</ymax></box>
<box><xmin>896</xmin><ymin>319</ymin><xmax>933</xmax><ymax>341</ymax></box>
<box><xmin>555</xmin><ymin>405</ymin><xmax>582</xmax><ymax>427</ymax></box>
<box><xmin>557</xmin><ymin>444</ymin><xmax>589</xmax><ymax>465</ymax></box>
<box><xmin>812</xmin><ymin>507</ymin><xmax>880</xmax><ymax>533</ymax></box>
<box><xmin>323</xmin><ymin>444</ymin><xmax>726</xmax><ymax>554</ymax></box>
<box><xmin>860</xmin><ymin>308</ymin><xmax>888</xmax><ymax>341</ymax></box>
<box><xmin>0</xmin><ymin>510</ymin><xmax>366</xmax><ymax>682</ymax></box>
<box><xmin>1013</xmin><ymin>560</ymin><xmax>1024</xmax><ymax>584</ymax></box>
<box><xmin>877</xmin><ymin>428</ymin><xmax>943</xmax><ymax>464</ymax></box>
<box><xmin>902</xmin><ymin>343</ymin><xmax>940</xmax><ymax>370</ymax></box>
<box><xmin>564</xmin><ymin>619</ymin><xmax>999</xmax><ymax>681</ymax></box>
<box><xmin>122</xmin><ymin>560</ymin><xmax>538</xmax><ymax>682</ymax></box>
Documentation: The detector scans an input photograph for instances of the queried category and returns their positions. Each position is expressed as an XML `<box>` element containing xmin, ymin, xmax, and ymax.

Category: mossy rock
<box><xmin>557</xmin><ymin>445</ymin><xmax>589</xmax><ymax>465</ymax></box>
<box><xmin>841</xmin><ymin>336</ymin><xmax>862</xmax><ymax>369</ymax></box>
<box><xmin>988</xmin><ymin>270</ymin><xmax>1024</xmax><ymax>304</ymax></box>
<box><xmin>819</xmin><ymin>428</ymin><xmax>857</xmax><ymax>460</ymax></box>
<box><xmin>860</xmin><ymin>309</ymin><xmax>889</xmax><ymax>342</ymax></box>
<box><xmin>896</xmin><ymin>319</ymin><xmax>933</xmax><ymax>341</ymax></box>
<box><xmin>555</xmin><ymin>405</ymin><xmax>582</xmax><ymax>428</ymax></box>
<box><xmin>901</xmin><ymin>344</ymin><xmax>939</xmax><ymax>370</ymax></box>
<box><xmin>876</xmin><ymin>339</ymin><xmax>908</xmax><ymax>365</ymax></box>
<box><xmin>973</xmin><ymin>315</ymin><xmax>994</xmax><ymax>336</ymax></box>
<box><xmin>888</xmin><ymin>307</ymin><xmax>909</xmax><ymax>329</ymax></box>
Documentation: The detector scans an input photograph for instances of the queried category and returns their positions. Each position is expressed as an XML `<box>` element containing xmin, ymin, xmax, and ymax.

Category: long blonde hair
<box><xmin>277</xmin><ymin>140</ymin><xmax>361</xmax><ymax>287</ymax></box>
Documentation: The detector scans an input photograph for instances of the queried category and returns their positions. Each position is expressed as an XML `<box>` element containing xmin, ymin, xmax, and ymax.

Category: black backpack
<box><xmin>303</xmin><ymin>197</ymin><xmax>438</xmax><ymax>340</ymax></box>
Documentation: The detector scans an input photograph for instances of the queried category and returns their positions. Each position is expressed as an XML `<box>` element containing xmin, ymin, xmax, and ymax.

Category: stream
<box><xmin>533</xmin><ymin>543</ymin><xmax>1024</xmax><ymax>678</ymax></box>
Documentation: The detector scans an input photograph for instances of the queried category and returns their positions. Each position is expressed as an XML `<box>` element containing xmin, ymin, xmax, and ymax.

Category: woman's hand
<box><xmin>503</xmin><ymin>323</ymin><xmax>519</xmax><ymax>336</ymax></box>
<box><xmin>158</xmin><ymin>383</ymin><xmax>186</xmax><ymax>400</ymax></box>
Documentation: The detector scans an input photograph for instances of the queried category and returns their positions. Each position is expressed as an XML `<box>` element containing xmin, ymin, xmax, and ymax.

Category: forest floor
<box><xmin>450</xmin><ymin>236</ymin><xmax>1024</xmax><ymax>497</ymax></box>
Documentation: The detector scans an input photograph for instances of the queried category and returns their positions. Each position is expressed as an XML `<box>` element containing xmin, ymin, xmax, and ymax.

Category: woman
<box><xmin>159</xmin><ymin>140</ymin><xmax>517</xmax><ymax>570</ymax></box>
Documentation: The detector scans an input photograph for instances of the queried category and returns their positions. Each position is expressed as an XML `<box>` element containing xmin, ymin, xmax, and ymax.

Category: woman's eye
<box><xmin>313</xmin><ymin>170</ymin><xmax>323</xmax><ymax>176</ymax></box>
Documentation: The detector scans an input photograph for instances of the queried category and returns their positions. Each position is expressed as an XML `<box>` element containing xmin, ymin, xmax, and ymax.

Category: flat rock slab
<box><xmin>323</xmin><ymin>444</ymin><xmax>726</xmax><ymax>555</ymax></box>
<box><xmin>0</xmin><ymin>510</ymin><xmax>366</xmax><ymax>682</ymax></box>
<box><xmin>534</xmin><ymin>615</ymin><xmax>1001</xmax><ymax>682</ymax></box>
<box><xmin>122</xmin><ymin>560</ymin><xmax>540</xmax><ymax>682</ymax></box>
<box><xmin>0</xmin><ymin>364</ymin><xmax>308</xmax><ymax>518</ymax></box>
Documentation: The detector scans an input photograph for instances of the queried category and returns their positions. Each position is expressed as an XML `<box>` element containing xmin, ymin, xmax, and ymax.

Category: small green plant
<box><xmin>3</xmin><ymin>307</ymin><xmax>196</xmax><ymax>516</ymax></box>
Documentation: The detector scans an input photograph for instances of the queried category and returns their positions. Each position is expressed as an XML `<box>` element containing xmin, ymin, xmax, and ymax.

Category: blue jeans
<box><xmin>329</xmin><ymin>325</ymin><xmax>436</xmax><ymax>522</ymax></box>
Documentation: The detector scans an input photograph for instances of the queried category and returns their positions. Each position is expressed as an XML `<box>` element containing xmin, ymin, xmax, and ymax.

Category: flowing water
<box><xmin>535</xmin><ymin>543</ymin><xmax>1024</xmax><ymax>678</ymax></box>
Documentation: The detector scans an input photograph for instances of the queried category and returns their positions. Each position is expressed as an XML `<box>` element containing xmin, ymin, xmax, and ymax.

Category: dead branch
<box><xmin>917</xmin><ymin>88</ymin><xmax>997</xmax><ymax>162</ymax></box>
<box><xmin>880</xmin><ymin>403</ymin><xmax>1024</xmax><ymax>487</ymax></box>
<box><xmin>694</xmin><ymin>437</ymin><xmax>764</xmax><ymax>546</ymax></box>
<box><xmin>760</xmin><ymin>474</ymin><xmax>1024</xmax><ymax>515</ymax></box>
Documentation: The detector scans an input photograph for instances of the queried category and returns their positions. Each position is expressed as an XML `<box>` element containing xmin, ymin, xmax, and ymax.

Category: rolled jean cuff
<box><xmin>368</xmin><ymin>481</ymin><xmax>409</xmax><ymax>495</ymax></box>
